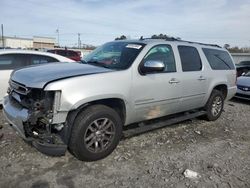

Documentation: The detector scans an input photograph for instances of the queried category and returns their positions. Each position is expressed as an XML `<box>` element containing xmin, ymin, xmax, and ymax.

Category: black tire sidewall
<box><xmin>205</xmin><ymin>90</ymin><xmax>224</xmax><ymax>121</ymax></box>
<box><xmin>69</xmin><ymin>105</ymin><xmax>122</xmax><ymax>161</ymax></box>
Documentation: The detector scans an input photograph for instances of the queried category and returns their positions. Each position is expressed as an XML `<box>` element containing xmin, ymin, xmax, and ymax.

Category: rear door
<box><xmin>177</xmin><ymin>45</ymin><xmax>207</xmax><ymax>111</ymax></box>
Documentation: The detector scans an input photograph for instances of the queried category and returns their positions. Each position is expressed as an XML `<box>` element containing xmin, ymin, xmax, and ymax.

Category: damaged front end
<box><xmin>3</xmin><ymin>80</ymin><xmax>67</xmax><ymax>156</ymax></box>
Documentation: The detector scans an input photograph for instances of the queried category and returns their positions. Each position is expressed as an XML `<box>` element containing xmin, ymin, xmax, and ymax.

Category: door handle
<box><xmin>198</xmin><ymin>76</ymin><xmax>206</xmax><ymax>81</ymax></box>
<box><xmin>169</xmin><ymin>78</ymin><xmax>180</xmax><ymax>84</ymax></box>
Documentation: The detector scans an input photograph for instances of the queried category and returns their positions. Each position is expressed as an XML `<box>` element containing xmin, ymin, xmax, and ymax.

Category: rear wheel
<box><xmin>205</xmin><ymin>90</ymin><xmax>224</xmax><ymax>121</ymax></box>
<box><xmin>69</xmin><ymin>105</ymin><xmax>122</xmax><ymax>161</ymax></box>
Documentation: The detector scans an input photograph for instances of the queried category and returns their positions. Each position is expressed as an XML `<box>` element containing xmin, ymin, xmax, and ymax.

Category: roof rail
<box><xmin>176</xmin><ymin>39</ymin><xmax>222</xmax><ymax>48</ymax></box>
<box><xmin>139</xmin><ymin>36</ymin><xmax>221</xmax><ymax>48</ymax></box>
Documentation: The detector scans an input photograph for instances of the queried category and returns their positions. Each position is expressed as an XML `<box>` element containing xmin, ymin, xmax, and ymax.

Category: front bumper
<box><xmin>2</xmin><ymin>96</ymin><xmax>67</xmax><ymax>156</ymax></box>
<box><xmin>235</xmin><ymin>88</ymin><xmax>250</xmax><ymax>100</ymax></box>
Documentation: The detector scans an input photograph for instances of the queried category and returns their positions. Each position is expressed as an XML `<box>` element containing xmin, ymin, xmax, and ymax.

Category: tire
<box><xmin>205</xmin><ymin>90</ymin><xmax>224</xmax><ymax>121</ymax></box>
<box><xmin>69</xmin><ymin>105</ymin><xmax>123</xmax><ymax>161</ymax></box>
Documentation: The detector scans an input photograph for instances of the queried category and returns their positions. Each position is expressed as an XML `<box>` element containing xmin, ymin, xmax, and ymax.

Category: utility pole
<box><xmin>1</xmin><ymin>24</ymin><xmax>4</xmax><ymax>48</ymax></box>
<box><xmin>78</xmin><ymin>33</ymin><xmax>81</xmax><ymax>48</ymax></box>
<box><xmin>56</xmin><ymin>28</ymin><xmax>60</xmax><ymax>47</ymax></box>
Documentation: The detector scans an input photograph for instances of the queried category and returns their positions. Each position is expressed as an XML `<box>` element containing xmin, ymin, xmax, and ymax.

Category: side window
<box><xmin>143</xmin><ymin>45</ymin><xmax>176</xmax><ymax>73</ymax></box>
<box><xmin>57</xmin><ymin>50</ymin><xmax>67</xmax><ymax>56</ymax></box>
<box><xmin>30</xmin><ymin>55</ymin><xmax>59</xmax><ymax>65</ymax></box>
<box><xmin>68</xmin><ymin>51</ymin><xmax>77</xmax><ymax>56</ymax></box>
<box><xmin>0</xmin><ymin>54</ymin><xmax>27</xmax><ymax>70</ymax></box>
<box><xmin>178</xmin><ymin>46</ymin><xmax>202</xmax><ymax>72</ymax></box>
<box><xmin>202</xmin><ymin>48</ymin><xmax>234</xmax><ymax>70</ymax></box>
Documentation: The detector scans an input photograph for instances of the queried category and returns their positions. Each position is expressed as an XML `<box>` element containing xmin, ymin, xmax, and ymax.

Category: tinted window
<box><xmin>178</xmin><ymin>46</ymin><xmax>202</xmax><ymax>72</ymax></box>
<box><xmin>30</xmin><ymin>55</ymin><xmax>59</xmax><ymax>65</ymax></box>
<box><xmin>202</xmin><ymin>48</ymin><xmax>234</xmax><ymax>70</ymax></box>
<box><xmin>0</xmin><ymin>54</ymin><xmax>27</xmax><ymax>70</ymax></box>
<box><xmin>68</xmin><ymin>51</ymin><xmax>77</xmax><ymax>56</ymax></box>
<box><xmin>143</xmin><ymin>45</ymin><xmax>176</xmax><ymax>72</ymax></box>
<box><xmin>57</xmin><ymin>50</ymin><xmax>67</xmax><ymax>56</ymax></box>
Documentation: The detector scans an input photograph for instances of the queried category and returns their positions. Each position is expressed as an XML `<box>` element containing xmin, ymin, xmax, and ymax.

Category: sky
<box><xmin>1</xmin><ymin>0</ymin><xmax>250</xmax><ymax>47</ymax></box>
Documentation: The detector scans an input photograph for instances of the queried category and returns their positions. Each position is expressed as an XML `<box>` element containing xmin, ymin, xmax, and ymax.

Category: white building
<box><xmin>0</xmin><ymin>36</ymin><xmax>33</xmax><ymax>49</ymax></box>
<box><xmin>33</xmin><ymin>36</ymin><xmax>56</xmax><ymax>49</ymax></box>
<box><xmin>231</xmin><ymin>53</ymin><xmax>250</xmax><ymax>64</ymax></box>
<box><xmin>0</xmin><ymin>36</ymin><xmax>56</xmax><ymax>49</ymax></box>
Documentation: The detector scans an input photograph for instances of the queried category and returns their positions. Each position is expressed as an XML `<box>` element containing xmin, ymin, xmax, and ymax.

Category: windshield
<box><xmin>82</xmin><ymin>41</ymin><xmax>145</xmax><ymax>70</ymax></box>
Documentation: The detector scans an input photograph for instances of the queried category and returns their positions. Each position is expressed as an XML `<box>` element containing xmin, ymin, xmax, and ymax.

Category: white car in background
<box><xmin>0</xmin><ymin>50</ymin><xmax>75</xmax><ymax>104</ymax></box>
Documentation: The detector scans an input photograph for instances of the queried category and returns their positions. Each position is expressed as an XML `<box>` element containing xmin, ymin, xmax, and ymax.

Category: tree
<box><xmin>115</xmin><ymin>35</ymin><xmax>127</xmax><ymax>40</ymax></box>
<box><xmin>151</xmin><ymin>34</ymin><xmax>180</xmax><ymax>40</ymax></box>
<box><xmin>223</xmin><ymin>44</ymin><xmax>230</xmax><ymax>49</ymax></box>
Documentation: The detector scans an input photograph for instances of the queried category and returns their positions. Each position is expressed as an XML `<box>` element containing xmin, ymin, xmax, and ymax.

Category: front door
<box><xmin>131</xmin><ymin>44</ymin><xmax>182</xmax><ymax>122</ymax></box>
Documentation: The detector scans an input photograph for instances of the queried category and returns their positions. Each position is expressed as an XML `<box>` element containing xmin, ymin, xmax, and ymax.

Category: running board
<box><xmin>123</xmin><ymin>110</ymin><xmax>206</xmax><ymax>138</ymax></box>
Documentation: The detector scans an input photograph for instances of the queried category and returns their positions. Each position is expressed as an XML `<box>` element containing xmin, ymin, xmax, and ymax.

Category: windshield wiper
<box><xmin>87</xmin><ymin>61</ymin><xmax>109</xmax><ymax>68</ymax></box>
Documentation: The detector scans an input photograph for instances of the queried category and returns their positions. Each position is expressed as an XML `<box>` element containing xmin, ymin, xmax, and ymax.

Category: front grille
<box><xmin>9</xmin><ymin>80</ymin><xmax>30</xmax><ymax>95</ymax></box>
<box><xmin>237</xmin><ymin>85</ymin><xmax>250</xmax><ymax>92</ymax></box>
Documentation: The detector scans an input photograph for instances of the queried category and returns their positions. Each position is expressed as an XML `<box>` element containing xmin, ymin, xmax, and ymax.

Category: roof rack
<box><xmin>139</xmin><ymin>36</ymin><xmax>221</xmax><ymax>48</ymax></box>
<box><xmin>139</xmin><ymin>36</ymin><xmax>178</xmax><ymax>41</ymax></box>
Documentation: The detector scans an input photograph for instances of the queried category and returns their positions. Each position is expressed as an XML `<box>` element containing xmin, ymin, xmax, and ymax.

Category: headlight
<box><xmin>53</xmin><ymin>91</ymin><xmax>61</xmax><ymax>112</ymax></box>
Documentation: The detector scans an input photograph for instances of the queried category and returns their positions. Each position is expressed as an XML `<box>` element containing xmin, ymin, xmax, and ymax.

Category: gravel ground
<box><xmin>0</xmin><ymin>99</ymin><xmax>250</xmax><ymax>188</ymax></box>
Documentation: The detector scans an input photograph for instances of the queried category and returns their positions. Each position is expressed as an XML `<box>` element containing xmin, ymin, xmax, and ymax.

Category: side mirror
<box><xmin>140</xmin><ymin>60</ymin><xmax>165</xmax><ymax>74</ymax></box>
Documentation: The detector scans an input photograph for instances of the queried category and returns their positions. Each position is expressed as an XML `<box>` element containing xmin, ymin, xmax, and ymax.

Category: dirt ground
<box><xmin>0</xmin><ymin>99</ymin><xmax>250</xmax><ymax>188</ymax></box>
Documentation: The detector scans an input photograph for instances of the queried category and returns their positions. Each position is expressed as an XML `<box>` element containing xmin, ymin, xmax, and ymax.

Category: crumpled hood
<box><xmin>237</xmin><ymin>76</ymin><xmax>250</xmax><ymax>87</ymax></box>
<box><xmin>11</xmin><ymin>62</ymin><xmax>112</xmax><ymax>88</ymax></box>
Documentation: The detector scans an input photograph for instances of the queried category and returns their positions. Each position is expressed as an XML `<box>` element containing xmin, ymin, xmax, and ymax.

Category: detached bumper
<box><xmin>2</xmin><ymin>96</ymin><xmax>67</xmax><ymax>156</ymax></box>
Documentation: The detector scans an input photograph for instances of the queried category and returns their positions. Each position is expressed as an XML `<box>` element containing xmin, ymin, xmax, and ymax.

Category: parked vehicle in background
<box><xmin>236</xmin><ymin>61</ymin><xmax>250</xmax><ymax>77</ymax></box>
<box><xmin>3</xmin><ymin>39</ymin><xmax>236</xmax><ymax>161</ymax></box>
<box><xmin>235</xmin><ymin>70</ymin><xmax>250</xmax><ymax>100</ymax></box>
<box><xmin>47</xmin><ymin>49</ymin><xmax>81</xmax><ymax>61</ymax></box>
<box><xmin>0</xmin><ymin>50</ymin><xmax>75</xmax><ymax>104</ymax></box>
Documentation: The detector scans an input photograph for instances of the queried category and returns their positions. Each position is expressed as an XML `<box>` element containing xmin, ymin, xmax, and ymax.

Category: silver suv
<box><xmin>3</xmin><ymin>39</ymin><xmax>237</xmax><ymax>161</ymax></box>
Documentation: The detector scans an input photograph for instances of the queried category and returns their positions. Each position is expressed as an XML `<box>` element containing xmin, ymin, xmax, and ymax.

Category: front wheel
<box><xmin>69</xmin><ymin>105</ymin><xmax>122</xmax><ymax>161</ymax></box>
<box><xmin>205</xmin><ymin>90</ymin><xmax>224</xmax><ymax>121</ymax></box>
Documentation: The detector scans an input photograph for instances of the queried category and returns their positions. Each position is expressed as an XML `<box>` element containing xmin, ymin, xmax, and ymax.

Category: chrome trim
<box><xmin>9</xmin><ymin>80</ymin><xmax>29</xmax><ymax>95</ymax></box>
<box><xmin>144</xmin><ymin>60</ymin><xmax>165</xmax><ymax>69</ymax></box>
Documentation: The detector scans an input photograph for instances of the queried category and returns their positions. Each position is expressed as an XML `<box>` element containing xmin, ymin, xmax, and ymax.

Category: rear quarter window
<box><xmin>202</xmin><ymin>48</ymin><xmax>234</xmax><ymax>70</ymax></box>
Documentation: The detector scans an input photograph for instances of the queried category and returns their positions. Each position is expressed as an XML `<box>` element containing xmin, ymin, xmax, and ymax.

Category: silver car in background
<box><xmin>236</xmin><ymin>71</ymin><xmax>250</xmax><ymax>100</ymax></box>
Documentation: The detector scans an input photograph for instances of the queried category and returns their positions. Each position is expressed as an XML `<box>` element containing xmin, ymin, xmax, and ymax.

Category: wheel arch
<box><xmin>62</xmin><ymin>98</ymin><xmax>127</xmax><ymax>144</ymax></box>
<box><xmin>212</xmin><ymin>84</ymin><xmax>228</xmax><ymax>99</ymax></box>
